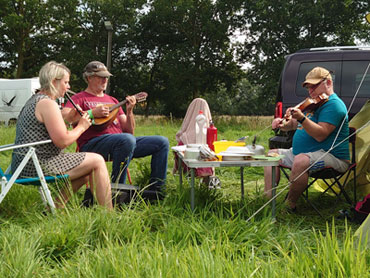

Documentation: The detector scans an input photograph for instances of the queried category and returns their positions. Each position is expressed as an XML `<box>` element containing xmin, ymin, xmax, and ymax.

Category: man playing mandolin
<box><xmin>62</xmin><ymin>61</ymin><xmax>169</xmax><ymax>201</ymax></box>
<box><xmin>264</xmin><ymin>66</ymin><xmax>350</xmax><ymax>211</ymax></box>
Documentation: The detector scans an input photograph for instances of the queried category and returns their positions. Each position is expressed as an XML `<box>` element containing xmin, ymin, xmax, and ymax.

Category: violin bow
<box><xmin>65</xmin><ymin>89</ymin><xmax>83</xmax><ymax>116</ymax></box>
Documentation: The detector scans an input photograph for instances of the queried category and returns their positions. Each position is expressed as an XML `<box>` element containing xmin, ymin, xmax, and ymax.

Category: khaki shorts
<box><xmin>277</xmin><ymin>148</ymin><xmax>349</xmax><ymax>174</ymax></box>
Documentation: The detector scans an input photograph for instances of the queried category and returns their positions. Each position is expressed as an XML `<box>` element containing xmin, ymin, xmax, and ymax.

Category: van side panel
<box><xmin>281</xmin><ymin>50</ymin><xmax>370</xmax><ymax>119</ymax></box>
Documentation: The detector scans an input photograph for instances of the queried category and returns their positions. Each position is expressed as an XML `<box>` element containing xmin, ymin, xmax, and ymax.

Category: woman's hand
<box><xmin>76</xmin><ymin>112</ymin><xmax>92</xmax><ymax>131</ymax></box>
<box><xmin>63</xmin><ymin>104</ymin><xmax>82</xmax><ymax>124</ymax></box>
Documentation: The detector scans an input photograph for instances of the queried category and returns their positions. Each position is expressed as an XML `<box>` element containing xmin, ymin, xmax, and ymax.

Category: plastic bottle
<box><xmin>207</xmin><ymin>120</ymin><xmax>217</xmax><ymax>151</ymax></box>
<box><xmin>195</xmin><ymin>110</ymin><xmax>207</xmax><ymax>145</ymax></box>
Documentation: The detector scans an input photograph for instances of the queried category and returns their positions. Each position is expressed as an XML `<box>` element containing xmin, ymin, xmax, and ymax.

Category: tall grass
<box><xmin>0</xmin><ymin>117</ymin><xmax>368</xmax><ymax>277</ymax></box>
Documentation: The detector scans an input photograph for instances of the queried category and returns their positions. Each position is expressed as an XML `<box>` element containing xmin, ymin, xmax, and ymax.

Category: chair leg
<box><xmin>38</xmin><ymin>180</ymin><xmax>56</xmax><ymax>213</ymax></box>
<box><xmin>302</xmin><ymin>185</ymin><xmax>324</xmax><ymax>219</ymax></box>
<box><xmin>127</xmin><ymin>168</ymin><xmax>132</xmax><ymax>185</ymax></box>
<box><xmin>303</xmin><ymin>179</ymin><xmax>324</xmax><ymax>218</ymax></box>
<box><xmin>38</xmin><ymin>187</ymin><xmax>48</xmax><ymax>207</ymax></box>
<box><xmin>31</xmin><ymin>152</ymin><xmax>56</xmax><ymax>213</ymax></box>
<box><xmin>332</xmin><ymin>176</ymin><xmax>353</xmax><ymax>205</ymax></box>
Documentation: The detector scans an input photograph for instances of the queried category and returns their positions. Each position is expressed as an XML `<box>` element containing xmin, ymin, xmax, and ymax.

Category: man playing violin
<box><xmin>62</xmin><ymin>61</ymin><xmax>169</xmax><ymax>201</ymax></box>
<box><xmin>264</xmin><ymin>66</ymin><xmax>350</xmax><ymax>211</ymax></box>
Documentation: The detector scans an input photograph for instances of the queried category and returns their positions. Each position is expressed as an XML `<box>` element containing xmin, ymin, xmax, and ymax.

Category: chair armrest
<box><xmin>0</xmin><ymin>140</ymin><xmax>52</xmax><ymax>152</ymax></box>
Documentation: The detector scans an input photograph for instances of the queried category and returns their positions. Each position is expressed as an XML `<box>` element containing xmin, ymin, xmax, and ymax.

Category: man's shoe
<box><xmin>140</xmin><ymin>190</ymin><xmax>165</xmax><ymax>201</ymax></box>
<box><xmin>112</xmin><ymin>190</ymin><xmax>131</xmax><ymax>207</ymax></box>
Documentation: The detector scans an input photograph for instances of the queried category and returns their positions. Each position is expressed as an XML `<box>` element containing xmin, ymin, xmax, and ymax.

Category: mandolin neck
<box><xmin>109</xmin><ymin>99</ymin><xmax>128</xmax><ymax>112</ymax></box>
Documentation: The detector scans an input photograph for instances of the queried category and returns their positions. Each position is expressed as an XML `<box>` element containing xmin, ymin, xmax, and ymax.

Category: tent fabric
<box><xmin>313</xmin><ymin>100</ymin><xmax>370</xmax><ymax>196</ymax></box>
<box><xmin>355</xmin><ymin>213</ymin><xmax>370</xmax><ymax>248</ymax></box>
<box><xmin>353</xmin><ymin>100</ymin><xmax>370</xmax><ymax>248</ymax></box>
<box><xmin>349</xmin><ymin>100</ymin><xmax>370</xmax><ymax>196</ymax></box>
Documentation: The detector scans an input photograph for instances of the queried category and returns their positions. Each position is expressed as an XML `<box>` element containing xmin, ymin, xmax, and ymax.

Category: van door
<box><xmin>340</xmin><ymin>59</ymin><xmax>370</xmax><ymax>117</ymax></box>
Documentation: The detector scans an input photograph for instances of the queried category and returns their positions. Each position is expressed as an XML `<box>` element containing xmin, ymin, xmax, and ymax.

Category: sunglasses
<box><xmin>305</xmin><ymin>79</ymin><xmax>326</xmax><ymax>90</ymax></box>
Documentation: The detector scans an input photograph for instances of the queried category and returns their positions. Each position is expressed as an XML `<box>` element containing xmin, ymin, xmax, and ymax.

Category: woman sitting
<box><xmin>11</xmin><ymin>61</ymin><xmax>112</xmax><ymax>210</ymax></box>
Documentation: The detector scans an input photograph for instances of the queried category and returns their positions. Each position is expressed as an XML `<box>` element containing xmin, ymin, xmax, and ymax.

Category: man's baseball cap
<box><xmin>302</xmin><ymin>67</ymin><xmax>332</xmax><ymax>87</ymax></box>
<box><xmin>83</xmin><ymin>61</ymin><xmax>112</xmax><ymax>77</ymax></box>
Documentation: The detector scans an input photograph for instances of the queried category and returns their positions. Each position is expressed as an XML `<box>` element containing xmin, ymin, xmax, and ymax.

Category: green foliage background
<box><xmin>1</xmin><ymin>0</ymin><xmax>369</xmax><ymax>116</ymax></box>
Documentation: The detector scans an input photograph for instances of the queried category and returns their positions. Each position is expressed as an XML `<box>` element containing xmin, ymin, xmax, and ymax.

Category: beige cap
<box><xmin>302</xmin><ymin>67</ymin><xmax>332</xmax><ymax>87</ymax></box>
<box><xmin>83</xmin><ymin>61</ymin><xmax>112</xmax><ymax>77</ymax></box>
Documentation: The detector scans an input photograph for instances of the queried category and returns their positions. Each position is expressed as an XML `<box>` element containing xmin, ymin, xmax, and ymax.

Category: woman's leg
<box><xmin>54</xmin><ymin>175</ymin><xmax>89</xmax><ymax>209</ymax></box>
<box><xmin>62</xmin><ymin>153</ymin><xmax>112</xmax><ymax>209</ymax></box>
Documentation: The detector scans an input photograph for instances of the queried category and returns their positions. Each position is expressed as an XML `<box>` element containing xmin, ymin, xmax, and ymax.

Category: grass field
<box><xmin>0</xmin><ymin>116</ymin><xmax>368</xmax><ymax>277</ymax></box>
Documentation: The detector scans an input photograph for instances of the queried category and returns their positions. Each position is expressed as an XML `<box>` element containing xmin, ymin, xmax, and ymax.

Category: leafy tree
<box><xmin>207</xmin><ymin>79</ymin><xmax>263</xmax><ymax>115</ymax></box>
<box><xmin>125</xmin><ymin>0</ymin><xmax>245</xmax><ymax>116</ymax></box>
<box><xmin>1</xmin><ymin>0</ymin><xmax>369</xmax><ymax>117</ymax></box>
<box><xmin>238</xmin><ymin>0</ymin><xmax>370</xmax><ymax>114</ymax></box>
<box><xmin>0</xmin><ymin>0</ymin><xmax>51</xmax><ymax>78</ymax></box>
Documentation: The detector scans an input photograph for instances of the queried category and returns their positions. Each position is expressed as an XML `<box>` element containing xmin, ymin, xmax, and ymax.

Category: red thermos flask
<box><xmin>207</xmin><ymin>120</ymin><xmax>217</xmax><ymax>151</ymax></box>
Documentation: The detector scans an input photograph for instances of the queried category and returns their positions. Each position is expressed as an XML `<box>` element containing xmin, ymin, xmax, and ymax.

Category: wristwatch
<box><xmin>298</xmin><ymin>116</ymin><xmax>306</xmax><ymax>124</ymax></box>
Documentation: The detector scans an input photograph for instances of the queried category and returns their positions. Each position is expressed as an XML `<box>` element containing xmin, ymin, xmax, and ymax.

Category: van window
<box><xmin>295</xmin><ymin>62</ymin><xmax>341</xmax><ymax>97</ymax></box>
<box><xmin>341</xmin><ymin>61</ymin><xmax>370</xmax><ymax>98</ymax></box>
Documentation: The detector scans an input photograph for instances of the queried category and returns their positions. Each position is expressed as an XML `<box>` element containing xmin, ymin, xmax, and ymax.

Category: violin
<box><xmin>281</xmin><ymin>93</ymin><xmax>329</xmax><ymax>125</ymax></box>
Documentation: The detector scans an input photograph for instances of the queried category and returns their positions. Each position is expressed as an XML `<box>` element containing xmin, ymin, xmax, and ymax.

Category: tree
<box><xmin>0</xmin><ymin>0</ymin><xmax>51</xmax><ymax>78</ymax></box>
<box><xmin>122</xmin><ymin>0</ymin><xmax>245</xmax><ymax>116</ymax></box>
<box><xmin>238</xmin><ymin>0</ymin><xmax>370</xmax><ymax>114</ymax></box>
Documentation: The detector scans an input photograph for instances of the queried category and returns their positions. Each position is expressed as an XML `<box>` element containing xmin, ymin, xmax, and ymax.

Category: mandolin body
<box><xmin>90</xmin><ymin>92</ymin><xmax>147</xmax><ymax>131</ymax></box>
<box><xmin>92</xmin><ymin>105</ymin><xmax>120</xmax><ymax>130</ymax></box>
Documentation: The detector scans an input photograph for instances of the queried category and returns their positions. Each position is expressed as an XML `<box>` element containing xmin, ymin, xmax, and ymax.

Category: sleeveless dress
<box><xmin>11</xmin><ymin>94</ymin><xmax>86</xmax><ymax>178</ymax></box>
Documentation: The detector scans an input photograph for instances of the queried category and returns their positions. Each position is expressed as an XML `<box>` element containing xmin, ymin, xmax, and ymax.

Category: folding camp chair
<box><xmin>281</xmin><ymin>127</ymin><xmax>357</xmax><ymax>216</ymax></box>
<box><xmin>0</xmin><ymin>140</ymin><xmax>69</xmax><ymax>214</ymax></box>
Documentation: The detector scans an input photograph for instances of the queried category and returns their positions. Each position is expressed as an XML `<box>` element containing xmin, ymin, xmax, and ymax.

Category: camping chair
<box><xmin>281</xmin><ymin>127</ymin><xmax>357</xmax><ymax>216</ymax></box>
<box><xmin>0</xmin><ymin>140</ymin><xmax>69</xmax><ymax>214</ymax></box>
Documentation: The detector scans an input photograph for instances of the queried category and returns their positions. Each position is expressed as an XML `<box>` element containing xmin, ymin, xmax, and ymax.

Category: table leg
<box><xmin>191</xmin><ymin>168</ymin><xmax>195</xmax><ymax>211</ymax></box>
<box><xmin>240</xmin><ymin>167</ymin><xmax>244</xmax><ymax>199</ymax></box>
<box><xmin>178</xmin><ymin>154</ymin><xmax>182</xmax><ymax>189</ymax></box>
<box><xmin>271</xmin><ymin>166</ymin><xmax>276</xmax><ymax>219</ymax></box>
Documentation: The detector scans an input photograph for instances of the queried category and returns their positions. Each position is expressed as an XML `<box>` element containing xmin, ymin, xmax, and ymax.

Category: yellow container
<box><xmin>213</xmin><ymin>141</ymin><xmax>246</xmax><ymax>160</ymax></box>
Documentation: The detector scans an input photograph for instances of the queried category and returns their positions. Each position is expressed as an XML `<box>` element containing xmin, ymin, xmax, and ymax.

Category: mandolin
<box><xmin>93</xmin><ymin>92</ymin><xmax>148</xmax><ymax>129</ymax></box>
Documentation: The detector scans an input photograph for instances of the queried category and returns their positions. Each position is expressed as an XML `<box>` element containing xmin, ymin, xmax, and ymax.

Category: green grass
<box><xmin>0</xmin><ymin>116</ymin><xmax>369</xmax><ymax>277</ymax></box>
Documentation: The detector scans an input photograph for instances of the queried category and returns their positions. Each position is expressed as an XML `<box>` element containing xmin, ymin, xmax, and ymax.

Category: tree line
<box><xmin>1</xmin><ymin>0</ymin><xmax>369</xmax><ymax>117</ymax></box>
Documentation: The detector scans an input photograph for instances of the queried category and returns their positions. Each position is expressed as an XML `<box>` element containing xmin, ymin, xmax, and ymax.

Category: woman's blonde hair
<box><xmin>39</xmin><ymin>61</ymin><xmax>70</xmax><ymax>98</ymax></box>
